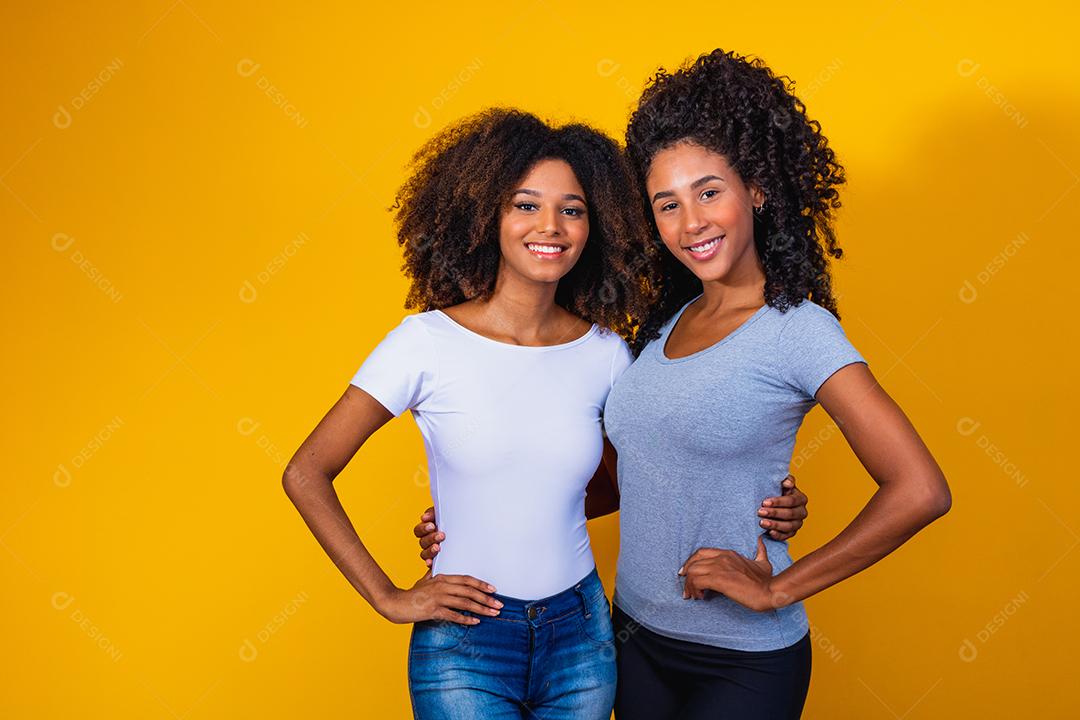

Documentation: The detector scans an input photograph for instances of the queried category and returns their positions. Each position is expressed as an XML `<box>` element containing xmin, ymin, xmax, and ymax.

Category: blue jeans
<box><xmin>408</xmin><ymin>567</ymin><xmax>617</xmax><ymax>719</ymax></box>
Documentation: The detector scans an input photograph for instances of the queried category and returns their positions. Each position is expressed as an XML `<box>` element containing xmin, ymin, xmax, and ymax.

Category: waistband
<box><xmin>486</xmin><ymin>567</ymin><xmax>605</xmax><ymax>627</ymax></box>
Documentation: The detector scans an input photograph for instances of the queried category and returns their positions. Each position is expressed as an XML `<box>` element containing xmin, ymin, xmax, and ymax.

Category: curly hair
<box><xmin>392</xmin><ymin>108</ymin><xmax>659</xmax><ymax>341</ymax></box>
<box><xmin>625</xmin><ymin>48</ymin><xmax>847</xmax><ymax>353</ymax></box>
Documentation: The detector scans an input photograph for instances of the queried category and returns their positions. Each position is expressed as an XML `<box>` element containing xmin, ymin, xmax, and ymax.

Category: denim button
<box><xmin>527</xmin><ymin>606</ymin><xmax>538</xmax><ymax>620</ymax></box>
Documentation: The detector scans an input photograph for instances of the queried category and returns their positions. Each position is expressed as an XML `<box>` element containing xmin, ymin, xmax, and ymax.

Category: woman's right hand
<box><xmin>378</xmin><ymin>571</ymin><xmax>502</xmax><ymax>625</ymax></box>
<box><xmin>413</xmin><ymin>506</ymin><xmax>444</xmax><ymax>566</ymax></box>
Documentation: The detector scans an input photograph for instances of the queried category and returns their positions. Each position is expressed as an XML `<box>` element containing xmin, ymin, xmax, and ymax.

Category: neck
<box><xmin>697</xmin><ymin>252</ymin><xmax>767</xmax><ymax>313</ymax></box>
<box><xmin>474</xmin><ymin>260</ymin><xmax>563</xmax><ymax>335</ymax></box>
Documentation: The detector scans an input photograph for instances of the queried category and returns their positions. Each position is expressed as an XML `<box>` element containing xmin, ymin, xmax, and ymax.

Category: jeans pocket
<box><xmin>409</xmin><ymin>613</ymin><xmax>473</xmax><ymax>657</ymax></box>
<box><xmin>575</xmin><ymin>592</ymin><xmax>615</xmax><ymax>648</ymax></box>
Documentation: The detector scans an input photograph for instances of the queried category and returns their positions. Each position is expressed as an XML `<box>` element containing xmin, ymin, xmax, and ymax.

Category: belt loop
<box><xmin>574</xmin><ymin>583</ymin><xmax>592</xmax><ymax>619</ymax></box>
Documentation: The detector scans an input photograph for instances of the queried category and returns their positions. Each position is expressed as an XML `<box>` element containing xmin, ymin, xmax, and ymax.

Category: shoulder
<box><xmin>387</xmin><ymin>310</ymin><xmax>436</xmax><ymax>332</ymax></box>
<box><xmin>782</xmin><ymin>299</ymin><xmax>836</xmax><ymax>321</ymax></box>
<box><xmin>376</xmin><ymin>311</ymin><xmax>441</xmax><ymax>349</ymax></box>
<box><xmin>435</xmin><ymin>300</ymin><xmax>474</xmax><ymax>324</ymax></box>
<box><xmin>589</xmin><ymin>324</ymin><xmax>630</xmax><ymax>354</ymax></box>
<box><xmin>774</xmin><ymin>300</ymin><xmax>844</xmax><ymax>338</ymax></box>
<box><xmin>769</xmin><ymin>300</ymin><xmax>865</xmax><ymax>393</ymax></box>
<box><xmin>400</xmin><ymin>309</ymin><xmax>441</xmax><ymax>329</ymax></box>
<box><xmin>592</xmin><ymin>326</ymin><xmax>634</xmax><ymax>383</ymax></box>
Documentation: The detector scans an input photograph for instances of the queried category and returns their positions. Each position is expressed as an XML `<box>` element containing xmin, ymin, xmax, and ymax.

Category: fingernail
<box><xmin>763</xmin><ymin>500</ymin><xmax>772</xmax><ymax>507</ymax></box>
<box><xmin>437</xmin><ymin>533</ymin><xmax>445</xmax><ymax>540</ymax></box>
<box><xmin>493</xmin><ymin>600</ymin><xmax>503</xmax><ymax>608</ymax></box>
<box><xmin>489</xmin><ymin>608</ymin><xmax>499</xmax><ymax>615</ymax></box>
<box><xmin>425</xmin><ymin>524</ymin><xmax>434</xmax><ymax>531</ymax></box>
<box><xmin>432</xmin><ymin>544</ymin><xmax>439</xmax><ymax>552</ymax></box>
<box><xmin>761</xmin><ymin>520</ymin><xmax>771</xmax><ymax>528</ymax></box>
<box><xmin>677</xmin><ymin>566</ymin><xmax>684</xmax><ymax>575</ymax></box>
<box><xmin>758</xmin><ymin>508</ymin><xmax>768</xmax><ymax>516</ymax></box>
<box><xmin>487</xmin><ymin>585</ymin><xmax>497</xmax><ymax>592</ymax></box>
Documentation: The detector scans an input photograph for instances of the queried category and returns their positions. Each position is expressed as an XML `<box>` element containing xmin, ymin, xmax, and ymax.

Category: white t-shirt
<box><xmin>350</xmin><ymin>309</ymin><xmax>634</xmax><ymax>599</ymax></box>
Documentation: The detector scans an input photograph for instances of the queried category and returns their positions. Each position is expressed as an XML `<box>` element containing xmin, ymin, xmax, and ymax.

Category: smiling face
<box><xmin>645</xmin><ymin>141</ymin><xmax>765</xmax><ymax>285</ymax></box>
<box><xmin>497</xmin><ymin>158</ymin><xmax>590</xmax><ymax>286</ymax></box>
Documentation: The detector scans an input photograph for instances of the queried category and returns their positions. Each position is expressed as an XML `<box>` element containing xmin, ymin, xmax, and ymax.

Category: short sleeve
<box><xmin>776</xmin><ymin>302</ymin><xmax>866</xmax><ymax>398</ymax></box>
<box><xmin>349</xmin><ymin>315</ymin><xmax>437</xmax><ymax>417</ymax></box>
<box><xmin>609</xmin><ymin>336</ymin><xmax>635</xmax><ymax>389</ymax></box>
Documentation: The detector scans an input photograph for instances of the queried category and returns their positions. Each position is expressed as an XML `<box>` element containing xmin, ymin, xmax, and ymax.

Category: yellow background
<box><xmin>3</xmin><ymin>1</ymin><xmax>1076</xmax><ymax>717</ymax></box>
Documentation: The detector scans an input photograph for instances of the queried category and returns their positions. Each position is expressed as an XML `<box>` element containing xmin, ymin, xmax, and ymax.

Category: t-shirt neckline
<box><xmin>433</xmin><ymin>309</ymin><xmax>599</xmax><ymax>351</ymax></box>
<box><xmin>657</xmin><ymin>294</ymin><xmax>771</xmax><ymax>364</ymax></box>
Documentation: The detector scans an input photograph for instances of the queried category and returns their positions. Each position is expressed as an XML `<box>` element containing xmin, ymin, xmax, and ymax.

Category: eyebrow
<box><xmin>651</xmin><ymin>175</ymin><xmax>726</xmax><ymax>203</ymax></box>
<box><xmin>513</xmin><ymin>188</ymin><xmax>587</xmax><ymax>204</ymax></box>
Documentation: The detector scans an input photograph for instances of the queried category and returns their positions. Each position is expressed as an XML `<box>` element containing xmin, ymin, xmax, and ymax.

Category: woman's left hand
<box><xmin>758</xmin><ymin>474</ymin><xmax>808</xmax><ymax>540</ymax></box>
<box><xmin>678</xmin><ymin>536</ymin><xmax>782</xmax><ymax>612</ymax></box>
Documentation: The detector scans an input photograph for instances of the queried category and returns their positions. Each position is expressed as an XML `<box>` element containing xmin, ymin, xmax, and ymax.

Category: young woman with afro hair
<box><xmin>283</xmin><ymin>107</ymin><xmax>811</xmax><ymax>719</ymax></box>
<box><xmin>419</xmin><ymin>50</ymin><xmax>951</xmax><ymax>719</ymax></box>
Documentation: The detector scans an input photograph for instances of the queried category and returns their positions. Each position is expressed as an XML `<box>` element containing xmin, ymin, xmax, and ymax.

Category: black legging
<box><xmin>612</xmin><ymin>603</ymin><xmax>812</xmax><ymax>719</ymax></box>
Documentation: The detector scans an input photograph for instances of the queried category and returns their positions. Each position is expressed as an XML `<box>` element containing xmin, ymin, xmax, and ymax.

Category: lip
<box><xmin>682</xmin><ymin>235</ymin><xmax>724</xmax><ymax>261</ymax></box>
<box><xmin>524</xmin><ymin>241</ymin><xmax>570</xmax><ymax>259</ymax></box>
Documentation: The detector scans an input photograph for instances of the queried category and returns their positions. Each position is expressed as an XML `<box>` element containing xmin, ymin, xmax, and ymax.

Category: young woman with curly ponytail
<box><xmin>601</xmin><ymin>49</ymin><xmax>952</xmax><ymax>718</ymax></box>
<box><xmin>283</xmin><ymin>107</ymin><xmax>810</xmax><ymax>719</ymax></box>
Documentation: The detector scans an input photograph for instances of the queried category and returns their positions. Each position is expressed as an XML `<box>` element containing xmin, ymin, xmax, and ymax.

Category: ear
<box><xmin>749</xmin><ymin>184</ymin><xmax>766</xmax><ymax>210</ymax></box>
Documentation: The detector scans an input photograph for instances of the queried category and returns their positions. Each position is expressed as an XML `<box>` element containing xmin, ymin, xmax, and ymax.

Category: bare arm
<box><xmin>770</xmin><ymin>363</ymin><xmax>951</xmax><ymax>603</ymax></box>
<box><xmin>681</xmin><ymin>363</ymin><xmax>951</xmax><ymax>609</ymax></box>
<box><xmin>584</xmin><ymin>438</ymin><xmax>620</xmax><ymax>520</ymax></box>
<box><xmin>283</xmin><ymin>385</ymin><xmax>501</xmax><ymax>624</ymax></box>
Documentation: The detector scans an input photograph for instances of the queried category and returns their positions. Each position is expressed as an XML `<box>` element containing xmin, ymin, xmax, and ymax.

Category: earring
<box><xmin>753</xmin><ymin>200</ymin><xmax>766</xmax><ymax>216</ymax></box>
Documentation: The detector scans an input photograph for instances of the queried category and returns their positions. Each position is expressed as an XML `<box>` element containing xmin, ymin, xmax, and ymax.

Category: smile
<box><xmin>526</xmin><ymin>242</ymin><xmax>568</xmax><ymax>258</ymax></box>
<box><xmin>683</xmin><ymin>235</ymin><xmax>724</xmax><ymax>260</ymax></box>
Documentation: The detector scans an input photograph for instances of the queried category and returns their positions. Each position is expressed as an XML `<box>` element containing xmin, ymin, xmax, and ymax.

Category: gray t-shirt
<box><xmin>604</xmin><ymin>296</ymin><xmax>866</xmax><ymax>651</ymax></box>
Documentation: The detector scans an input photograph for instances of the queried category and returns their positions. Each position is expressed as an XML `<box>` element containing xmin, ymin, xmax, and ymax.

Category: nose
<box><xmin>536</xmin><ymin>206</ymin><xmax>560</xmax><ymax>236</ymax></box>
<box><xmin>682</xmin><ymin>204</ymin><xmax>706</xmax><ymax>236</ymax></box>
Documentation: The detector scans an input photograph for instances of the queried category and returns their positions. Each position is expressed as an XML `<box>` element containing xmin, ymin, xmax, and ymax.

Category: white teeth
<box><xmin>687</xmin><ymin>238</ymin><xmax>719</xmax><ymax>253</ymax></box>
<box><xmin>527</xmin><ymin>243</ymin><xmax>564</xmax><ymax>255</ymax></box>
